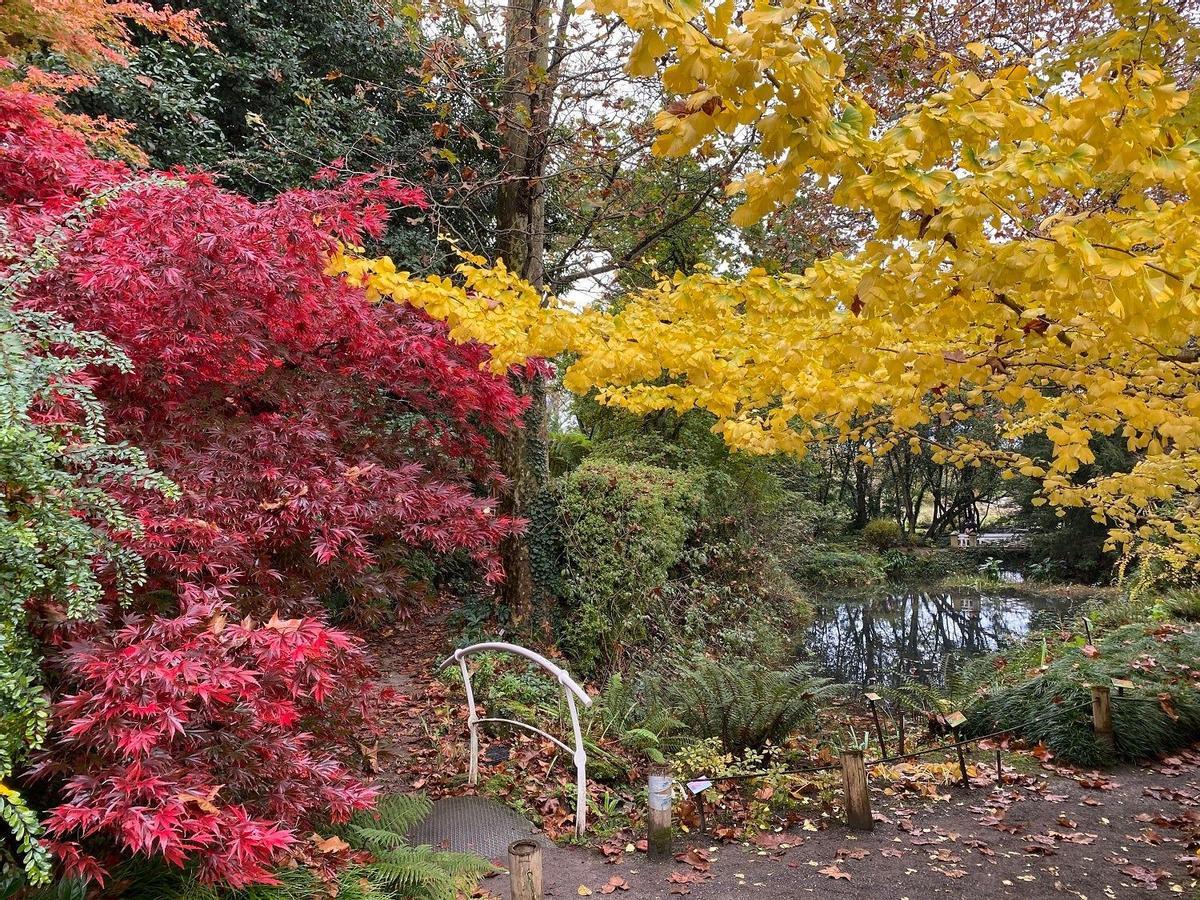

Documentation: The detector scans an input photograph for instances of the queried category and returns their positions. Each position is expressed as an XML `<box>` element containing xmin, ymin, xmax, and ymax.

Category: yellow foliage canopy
<box><xmin>336</xmin><ymin>0</ymin><xmax>1200</xmax><ymax>567</ymax></box>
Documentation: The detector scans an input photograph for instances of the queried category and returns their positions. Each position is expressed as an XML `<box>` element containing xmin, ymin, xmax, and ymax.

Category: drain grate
<box><xmin>406</xmin><ymin>796</ymin><xmax>550</xmax><ymax>861</ymax></box>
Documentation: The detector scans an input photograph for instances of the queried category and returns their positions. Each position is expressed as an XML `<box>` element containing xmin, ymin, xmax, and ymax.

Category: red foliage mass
<box><xmin>33</xmin><ymin>603</ymin><xmax>375</xmax><ymax>887</ymax></box>
<box><xmin>0</xmin><ymin>87</ymin><xmax>526</xmax><ymax>885</ymax></box>
<box><xmin>1</xmin><ymin>87</ymin><xmax>526</xmax><ymax>607</ymax></box>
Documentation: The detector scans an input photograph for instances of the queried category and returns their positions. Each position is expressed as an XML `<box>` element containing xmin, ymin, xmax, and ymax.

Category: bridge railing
<box><xmin>439</xmin><ymin>641</ymin><xmax>593</xmax><ymax>836</ymax></box>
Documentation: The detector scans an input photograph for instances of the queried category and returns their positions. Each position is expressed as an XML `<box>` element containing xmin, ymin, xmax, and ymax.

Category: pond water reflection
<box><xmin>801</xmin><ymin>587</ymin><xmax>1079</xmax><ymax>687</ymax></box>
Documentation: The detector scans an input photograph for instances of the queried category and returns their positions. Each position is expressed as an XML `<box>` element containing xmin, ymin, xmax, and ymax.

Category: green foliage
<box><xmin>553</xmin><ymin>459</ymin><xmax>704</xmax><ymax>674</ymax></box>
<box><xmin>67</xmin><ymin>0</ymin><xmax>497</xmax><ymax>267</ymax></box>
<box><xmin>1</xmin><ymin>198</ymin><xmax>174</xmax><ymax>884</ymax></box>
<box><xmin>660</xmin><ymin>658</ymin><xmax>836</xmax><ymax>756</ymax></box>
<box><xmin>862</xmin><ymin>517</ymin><xmax>902</xmax><ymax>550</ymax></box>
<box><xmin>880</xmin><ymin>548</ymin><xmax>973</xmax><ymax>581</ymax></box>
<box><xmin>549</xmin><ymin>431</ymin><xmax>592</xmax><ymax>477</ymax></box>
<box><xmin>1009</xmin><ymin>432</ymin><xmax>1132</xmax><ymax>582</ymax></box>
<box><xmin>964</xmin><ymin>624</ymin><xmax>1200</xmax><ymax>766</ymax></box>
<box><xmin>650</xmin><ymin>541</ymin><xmax>813</xmax><ymax>668</ymax></box>
<box><xmin>786</xmin><ymin>544</ymin><xmax>886</xmax><ymax>587</ymax></box>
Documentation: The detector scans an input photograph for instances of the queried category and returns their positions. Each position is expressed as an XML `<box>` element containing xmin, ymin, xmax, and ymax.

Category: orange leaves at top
<box><xmin>1</xmin><ymin>0</ymin><xmax>208</xmax><ymax>72</ymax></box>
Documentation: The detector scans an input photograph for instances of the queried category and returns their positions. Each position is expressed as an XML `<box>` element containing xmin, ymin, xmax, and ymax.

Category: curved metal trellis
<box><xmin>439</xmin><ymin>642</ymin><xmax>593</xmax><ymax>836</ymax></box>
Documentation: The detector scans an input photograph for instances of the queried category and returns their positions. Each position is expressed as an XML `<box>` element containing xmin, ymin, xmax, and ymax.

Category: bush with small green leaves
<box><xmin>862</xmin><ymin>518</ymin><xmax>903</xmax><ymax>550</ymax></box>
<box><xmin>552</xmin><ymin>459</ymin><xmax>705</xmax><ymax>674</ymax></box>
<box><xmin>786</xmin><ymin>545</ymin><xmax>886</xmax><ymax>587</ymax></box>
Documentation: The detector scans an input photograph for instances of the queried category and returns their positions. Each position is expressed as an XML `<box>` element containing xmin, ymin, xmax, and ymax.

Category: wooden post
<box><xmin>508</xmin><ymin>839</ymin><xmax>543</xmax><ymax>900</ymax></box>
<box><xmin>955</xmin><ymin>739</ymin><xmax>970</xmax><ymax>787</ymax></box>
<box><xmin>647</xmin><ymin>765</ymin><xmax>673</xmax><ymax>860</ymax></box>
<box><xmin>840</xmin><ymin>750</ymin><xmax>873</xmax><ymax>831</ymax></box>
<box><xmin>995</xmin><ymin>747</ymin><xmax>1003</xmax><ymax>785</ymax></box>
<box><xmin>897</xmin><ymin>710</ymin><xmax>905</xmax><ymax>756</ymax></box>
<box><xmin>1091</xmin><ymin>685</ymin><xmax>1115</xmax><ymax>755</ymax></box>
<box><xmin>865</xmin><ymin>693</ymin><xmax>887</xmax><ymax>756</ymax></box>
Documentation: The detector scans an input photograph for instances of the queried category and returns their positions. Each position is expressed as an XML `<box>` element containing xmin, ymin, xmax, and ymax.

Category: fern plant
<box><xmin>337</xmin><ymin>796</ymin><xmax>494</xmax><ymax>900</ymax></box>
<box><xmin>662</xmin><ymin>658</ymin><xmax>837</xmax><ymax>755</ymax></box>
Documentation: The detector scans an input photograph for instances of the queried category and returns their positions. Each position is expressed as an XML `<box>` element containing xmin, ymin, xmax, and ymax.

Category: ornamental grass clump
<box><xmin>965</xmin><ymin>624</ymin><xmax>1200</xmax><ymax>767</ymax></box>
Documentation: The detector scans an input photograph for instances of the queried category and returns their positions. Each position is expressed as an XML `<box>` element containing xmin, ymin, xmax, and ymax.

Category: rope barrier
<box><xmin>691</xmin><ymin>700</ymin><xmax>1094</xmax><ymax>786</ymax></box>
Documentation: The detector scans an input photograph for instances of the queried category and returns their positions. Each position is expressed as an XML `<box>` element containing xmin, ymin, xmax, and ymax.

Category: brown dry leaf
<box><xmin>176</xmin><ymin>789</ymin><xmax>219</xmax><ymax>813</ymax></box>
<box><xmin>1121</xmin><ymin>865</ymin><xmax>1169</xmax><ymax>887</ymax></box>
<box><xmin>674</xmin><ymin>847</ymin><xmax>712</xmax><ymax>872</ymax></box>
<box><xmin>314</xmin><ymin>835</ymin><xmax>351</xmax><ymax>854</ymax></box>
<box><xmin>818</xmin><ymin>865</ymin><xmax>852</xmax><ymax>881</ymax></box>
<box><xmin>599</xmin><ymin>876</ymin><xmax>630</xmax><ymax>894</ymax></box>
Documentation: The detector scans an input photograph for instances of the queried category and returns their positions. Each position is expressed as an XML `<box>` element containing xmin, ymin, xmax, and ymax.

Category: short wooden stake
<box><xmin>1091</xmin><ymin>685</ymin><xmax>1115</xmax><ymax>755</ymax></box>
<box><xmin>995</xmin><ymin>747</ymin><xmax>1003</xmax><ymax>785</ymax></box>
<box><xmin>840</xmin><ymin>750</ymin><xmax>873</xmax><ymax>831</ymax></box>
<box><xmin>647</xmin><ymin>765</ymin><xmax>673</xmax><ymax>860</ymax></box>
<box><xmin>865</xmin><ymin>694</ymin><xmax>887</xmax><ymax>756</ymax></box>
<box><xmin>952</xmin><ymin>730</ymin><xmax>970</xmax><ymax>787</ymax></box>
<box><xmin>897</xmin><ymin>710</ymin><xmax>905</xmax><ymax>756</ymax></box>
<box><xmin>507</xmin><ymin>839</ymin><xmax>543</xmax><ymax>900</ymax></box>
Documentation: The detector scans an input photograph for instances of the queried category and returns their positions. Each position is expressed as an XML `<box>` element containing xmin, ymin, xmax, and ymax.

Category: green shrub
<box><xmin>661</xmin><ymin>658</ymin><xmax>836</xmax><ymax>755</ymax></box>
<box><xmin>649</xmin><ymin>541</ymin><xmax>814</xmax><ymax>668</ymax></box>
<box><xmin>881</xmin><ymin>548</ymin><xmax>976</xmax><ymax>581</ymax></box>
<box><xmin>553</xmin><ymin>459</ymin><xmax>705</xmax><ymax>674</ymax></box>
<box><xmin>549</xmin><ymin>431</ymin><xmax>593</xmax><ymax>477</ymax></box>
<box><xmin>1166</xmin><ymin>590</ymin><xmax>1200</xmax><ymax>621</ymax></box>
<box><xmin>964</xmin><ymin>624</ymin><xmax>1200</xmax><ymax>766</ymax></box>
<box><xmin>787</xmin><ymin>544</ymin><xmax>886</xmax><ymax>587</ymax></box>
<box><xmin>862</xmin><ymin>518</ymin><xmax>903</xmax><ymax>550</ymax></box>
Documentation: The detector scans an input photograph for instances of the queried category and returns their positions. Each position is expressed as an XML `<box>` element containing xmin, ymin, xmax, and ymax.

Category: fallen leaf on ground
<box><xmin>818</xmin><ymin>865</ymin><xmax>852</xmax><ymax>881</ymax></box>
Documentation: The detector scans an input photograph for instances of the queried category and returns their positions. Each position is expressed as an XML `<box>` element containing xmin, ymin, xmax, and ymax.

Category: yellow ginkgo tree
<box><xmin>338</xmin><ymin>0</ymin><xmax>1200</xmax><ymax>568</ymax></box>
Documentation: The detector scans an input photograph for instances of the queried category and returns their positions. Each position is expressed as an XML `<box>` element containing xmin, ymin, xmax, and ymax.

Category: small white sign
<box><xmin>686</xmin><ymin>779</ymin><xmax>713</xmax><ymax>795</ymax></box>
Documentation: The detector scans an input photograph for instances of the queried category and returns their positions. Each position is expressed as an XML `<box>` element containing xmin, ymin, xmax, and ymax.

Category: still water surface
<box><xmin>801</xmin><ymin>586</ymin><xmax>1079</xmax><ymax>687</ymax></box>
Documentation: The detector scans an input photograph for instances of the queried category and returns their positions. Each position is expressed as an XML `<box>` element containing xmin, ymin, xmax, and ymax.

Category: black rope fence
<box><xmin>691</xmin><ymin>699</ymin><xmax>1094</xmax><ymax>785</ymax></box>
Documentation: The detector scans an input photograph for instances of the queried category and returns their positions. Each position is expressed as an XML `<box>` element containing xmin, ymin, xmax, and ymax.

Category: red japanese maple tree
<box><xmin>1</xmin><ymin>87</ymin><xmax>527</xmax><ymax>885</ymax></box>
<box><xmin>35</xmin><ymin>603</ymin><xmax>376</xmax><ymax>886</ymax></box>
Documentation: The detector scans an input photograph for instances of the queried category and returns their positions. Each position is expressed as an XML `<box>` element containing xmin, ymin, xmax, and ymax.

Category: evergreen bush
<box><xmin>862</xmin><ymin>518</ymin><xmax>903</xmax><ymax>550</ymax></box>
<box><xmin>553</xmin><ymin>459</ymin><xmax>704</xmax><ymax>674</ymax></box>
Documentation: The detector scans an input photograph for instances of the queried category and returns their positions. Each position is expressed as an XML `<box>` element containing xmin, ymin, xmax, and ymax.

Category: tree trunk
<box><xmin>495</xmin><ymin>0</ymin><xmax>557</xmax><ymax>631</ymax></box>
<box><xmin>853</xmin><ymin>460</ymin><xmax>869</xmax><ymax>529</ymax></box>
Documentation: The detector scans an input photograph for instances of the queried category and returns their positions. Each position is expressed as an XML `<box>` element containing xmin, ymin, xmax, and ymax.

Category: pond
<box><xmin>801</xmin><ymin>585</ymin><xmax>1081</xmax><ymax>688</ymax></box>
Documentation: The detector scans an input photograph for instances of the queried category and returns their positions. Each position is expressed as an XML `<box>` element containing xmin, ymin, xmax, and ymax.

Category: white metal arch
<box><xmin>439</xmin><ymin>641</ymin><xmax>593</xmax><ymax>836</ymax></box>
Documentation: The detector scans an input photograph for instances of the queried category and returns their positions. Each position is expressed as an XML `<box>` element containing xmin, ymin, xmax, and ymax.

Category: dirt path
<box><xmin>486</xmin><ymin>752</ymin><xmax>1199</xmax><ymax>898</ymax></box>
<box><xmin>361</xmin><ymin>608</ymin><xmax>1200</xmax><ymax>898</ymax></box>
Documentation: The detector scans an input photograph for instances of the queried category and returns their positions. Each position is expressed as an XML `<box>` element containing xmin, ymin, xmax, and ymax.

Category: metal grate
<box><xmin>406</xmin><ymin>796</ymin><xmax>549</xmax><ymax>861</ymax></box>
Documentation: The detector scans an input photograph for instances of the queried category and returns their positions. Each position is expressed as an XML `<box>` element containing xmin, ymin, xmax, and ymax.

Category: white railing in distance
<box><xmin>439</xmin><ymin>642</ymin><xmax>593</xmax><ymax>836</ymax></box>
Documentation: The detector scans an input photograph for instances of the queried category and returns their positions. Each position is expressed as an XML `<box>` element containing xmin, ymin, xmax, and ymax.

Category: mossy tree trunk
<box><xmin>495</xmin><ymin>0</ymin><xmax>566</xmax><ymax>633</ymax></box>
